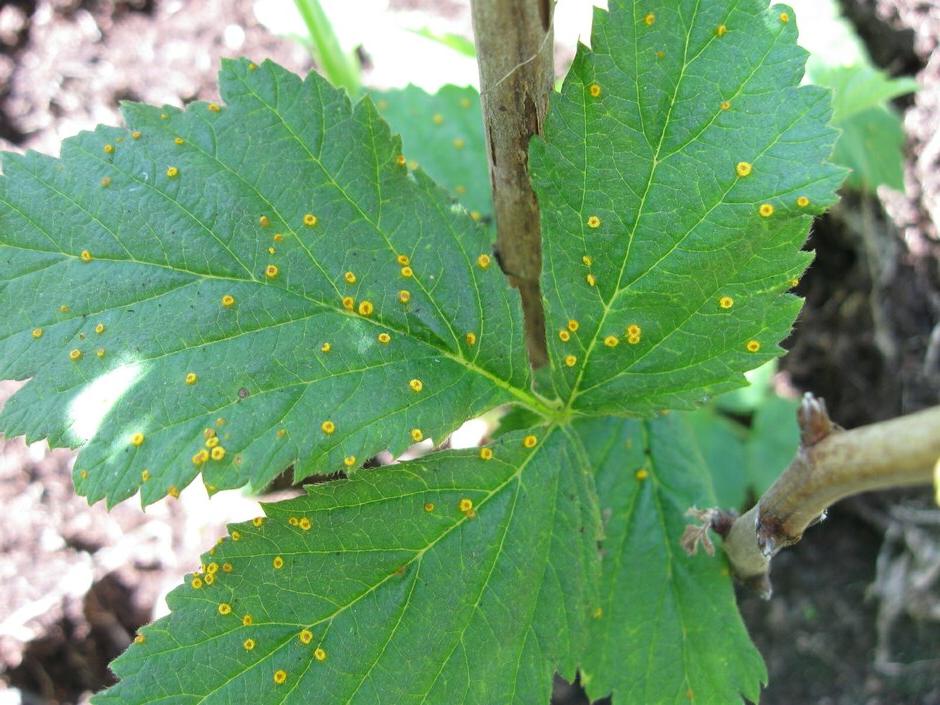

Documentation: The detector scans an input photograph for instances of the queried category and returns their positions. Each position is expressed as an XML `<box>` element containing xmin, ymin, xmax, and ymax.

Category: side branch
<box><xmin>687</xmin><ymin>394</ymin><xmax>940</xmax><ymax>595</ymax></box>
<box><xmin>470</xmin><ymin>0</ymin><xmax>554</xmax><ymax>368</ymax></box>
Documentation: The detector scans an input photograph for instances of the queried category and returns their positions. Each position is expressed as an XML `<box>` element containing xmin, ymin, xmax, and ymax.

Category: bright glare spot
<box><xmin>554</xmin><ymin>0</ymin><xmax>608</xmax><ymax>49</ymax></box>
<box><xmin>450</xmin><ymin>417</ymin><xmax>488</xmax><ymax>449</ymax></box>
<box><xmin>223</xmin><ymin>23</ymin><xmax>246</xmax><ymax>50</ymax></box>
<box><xmin>67</xmin><ymin>362</ymin><xmax>143</xmax><ymax>444</ymax></box>
<box><xmin>788</xmin><ymin>0</ymin><xmax>867</xmax><ymax>69</ymax></box>
<box><xmin>934</xmin><ymin>457</ymin><xmax>940</xmax><ymax>507</ymax></box>
<box><xmin>252</xmin><ymin>0</ymin><xmax>480</xmax><ymax>90</ymax></box>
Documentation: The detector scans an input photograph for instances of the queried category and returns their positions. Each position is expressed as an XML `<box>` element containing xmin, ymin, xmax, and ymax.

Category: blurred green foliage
<box><xmin>294</xmin><ymin>0</ymin><xmax>361</xmax><ymax>96</ymax></box>
<box><xmin>684</xmin><ymin>362</ymin><xmax>800</xmax><ymax>508</ymax></box>
<box><xmin>791</xmin><ymin>0</ymin><xmax>918</xmax><ymax>192</ymax></box>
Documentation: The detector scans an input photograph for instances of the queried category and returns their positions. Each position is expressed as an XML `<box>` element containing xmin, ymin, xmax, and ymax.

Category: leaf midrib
<box><xmin>150</xmin><ymin>428</ymin><xmax>559</xmax><ymax>705</ymax></box>
<box><xmin>572</xmin><ymin>100</ymin><xmax>820</xmax><ymax>401</ymax></box>
<box><xmin>230</xmin><ymin>69</ymin><xmax>468</xmax><ymax>361</ymax></box>
<box><xmin>563</xmin><ymin>0</ymin><xmax>705</xmax><ymax>411</ymax></box>
<box><xmin>1</xmin><ymin>149</ymin><xmax>546</xmax><ymax>416</ymax></box>
<box><xmin>564</xmin><ymin>6</ymin><xmax>793</xmax><ymax>408</ymax></box>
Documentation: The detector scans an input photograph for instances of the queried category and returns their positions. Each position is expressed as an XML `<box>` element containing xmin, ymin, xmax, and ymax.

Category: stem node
<box><xmin>687</xmin><ymin>395</ymin><xmax>940</xmax><ymax>591</ymax></box>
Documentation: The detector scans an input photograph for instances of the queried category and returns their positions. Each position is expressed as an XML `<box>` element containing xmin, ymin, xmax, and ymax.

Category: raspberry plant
<box><xmin>0</xmin><ymin>1</ymin><xmax>847</xmax><ymax>703</ymax></box>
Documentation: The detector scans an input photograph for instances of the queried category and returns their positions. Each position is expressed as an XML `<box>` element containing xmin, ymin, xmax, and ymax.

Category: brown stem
<box><xmin>720</xmin><ymin>394</ymin><xmax>940</xmax><ymax>593</ymax></box>
<box><xmin>470</xmin><ymin>0</ymin><xmax>554</xmax><ymax>368</ymax></box>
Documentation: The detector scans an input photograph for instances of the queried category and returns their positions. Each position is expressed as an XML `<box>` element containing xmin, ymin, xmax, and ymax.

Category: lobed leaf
<box><xmin>0</xmin><ymin>59</ymin><xmax>531</xmax><ymax>507</ymax></box>
<box><xmin>530</xmin><ymin>0</ymin><xmax>847</xmax><ymax>416</ymax></box>
<box><xmin>577</xmin><ymin>414</ymin><xmax>766</xmax><ymax>704</ymax></box>
<box><xmin>0</xmin><ymin>3</ymin><xmax>852</xmax><ymax>701</ymax></box>
<box><xmin>94</xmin><ymin>428</ymin><xmax>600</xmax><ymax>705</ymax></box>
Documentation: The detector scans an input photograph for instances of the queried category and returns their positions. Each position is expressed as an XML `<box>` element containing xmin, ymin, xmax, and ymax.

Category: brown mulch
<box><xmin>0</xmin><ymin>379</ymin><xmax>177</xmax><ymax>698</ymax></box>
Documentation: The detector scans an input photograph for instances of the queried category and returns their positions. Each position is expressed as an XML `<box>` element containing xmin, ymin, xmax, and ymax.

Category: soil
<box><xmin>0</xmin><ymin>1</ymin><xmax>938</xmax><ymax>704</ymax></box>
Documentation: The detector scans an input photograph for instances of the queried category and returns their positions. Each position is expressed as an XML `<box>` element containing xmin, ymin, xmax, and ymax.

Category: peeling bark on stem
<box><xmin>470</xmin><ymin>0</ymin><xmax>554</xmax><ymax>368</ymax></box>
<box><xmin>693</xmin><ymin>394</ymin><xmax>940</xmax><ymax>596</ymax></box>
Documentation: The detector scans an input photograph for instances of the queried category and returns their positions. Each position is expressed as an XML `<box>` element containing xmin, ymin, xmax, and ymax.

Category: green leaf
<box><xmin>576</xmin><ymin>414</ymin><xmax>766</xmax><ymax>704</ymax></box>
<box><xmin>373</xmin><ymin>85</ymin><xmax>491</xmax><ymax>219</ymax></box>
<box><xmin>744</xmin><ymin>394</ymin><xmax>798</xmax><ymax>495</ymax></box>
<box><xmin>806</xmin><ymin>63</ymin><xmax>916</xmax><ymax>192</ymax></box>
<box><xmin>833</xmin><ymin>104</ymin><xmax>907</xmax><ymax>191</ymax></box>
<box><xmin>0</xmin><ymin>59</ymin><xmax>532</xmax><ymax>507</ymax></box>
<box><xmin>810</xmin><ymin>64</ymin><xmax>917</xmax><ymax>123</ymax></box>
<box><xmin>493</xmin><ymin>404</ymin><xmax>544</xmax><ymax>437</ymax></box>
<box><xmin>713</xmin><ymin>359</ymin><xmax>776</xmax><ymax>415</ymax></box>
<box><xmin>530</xmin><ymin>0</ymin><xmax>846</xmax><ymax>416</ymax></box>
<box><xmin>686</xmin><ymin>357</ymin><xmax>799</xmax><ymax>506</ymax></box>
<box><xmin>685</xmin><ymin>408</ymin><xmax>748</xmax><ymax>507</ymax></box>
<box><xmin>685</xmin><ymin>394</ymin><xmax>799</xmax><ymax>508</ymax></box>
<box><xmin>94</xmin><ymin>428</ymin><xmax>600</xmax><ymax>705</ymax></box>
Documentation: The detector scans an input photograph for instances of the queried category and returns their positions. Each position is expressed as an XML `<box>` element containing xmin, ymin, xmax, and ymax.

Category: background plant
<box><xmin>0</xmin><ymin>1</ymin><xmax>865</xmax><ymax>703</ymax></box>
<box><xmin>790</xmin><ymin>0</ymin><xmax>917</xmax><ymax>192</ymax></box>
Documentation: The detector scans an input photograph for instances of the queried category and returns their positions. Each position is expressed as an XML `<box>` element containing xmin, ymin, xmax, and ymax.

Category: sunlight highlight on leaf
<box><xmin>0</xmin><ymin>59</ymin><xmax>531</xmax><ymax>507</ymax></box>
<box><xmin>66</xmin><ymin>361</ymin><xmax>143</xmax><ymax>444</ymax></box>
